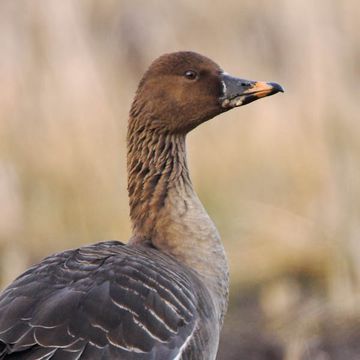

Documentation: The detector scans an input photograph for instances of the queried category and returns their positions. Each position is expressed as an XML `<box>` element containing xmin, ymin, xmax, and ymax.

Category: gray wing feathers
<box><xmin>0</xmin><ymin>242</ymin><xmax>200</xmax><ymax>359</ymax></box>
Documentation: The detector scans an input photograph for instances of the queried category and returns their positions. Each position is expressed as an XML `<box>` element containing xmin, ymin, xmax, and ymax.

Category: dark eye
<box><xmin>184</xmin><ymin>70</ymin><xmax>198</xmax><ymax>80</ymax></box>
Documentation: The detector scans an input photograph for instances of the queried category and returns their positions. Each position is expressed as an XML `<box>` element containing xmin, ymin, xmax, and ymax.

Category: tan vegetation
<box><xmin>0</xmin><ymin>1</ymin><xmax>359</xmax><ymax>358</ymax></box>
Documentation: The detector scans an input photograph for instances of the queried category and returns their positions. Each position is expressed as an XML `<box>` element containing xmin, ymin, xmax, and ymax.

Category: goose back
<box><xmin>0</xmin><ymin>241</ymin><xmax>218</xmax><ymax>359</ymax></box>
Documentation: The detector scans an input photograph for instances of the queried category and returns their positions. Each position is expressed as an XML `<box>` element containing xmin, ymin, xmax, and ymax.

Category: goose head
<box><xmin>130</xmin><ymin>51</ymin><xmax>283</xmax><ymax>134</ymax></box>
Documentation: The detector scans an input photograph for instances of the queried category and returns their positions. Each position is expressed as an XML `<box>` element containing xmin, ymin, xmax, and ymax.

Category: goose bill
<box><xmin>220</xmin><ymin>73</ymin><xmax>284</xmax><ymax>109</ymax></box>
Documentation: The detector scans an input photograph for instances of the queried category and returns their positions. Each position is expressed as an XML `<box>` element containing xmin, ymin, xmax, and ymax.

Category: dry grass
<box><xmin>0</xmin><ymin>1</ymin><xmax>359</xmax><ymax>358</ymax></box>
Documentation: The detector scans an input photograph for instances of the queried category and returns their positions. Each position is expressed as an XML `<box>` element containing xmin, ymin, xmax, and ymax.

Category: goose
<box><xmin>0</xmin><ymin>51</ymin><xmax>283</xmax><ymax>360</ymax></box>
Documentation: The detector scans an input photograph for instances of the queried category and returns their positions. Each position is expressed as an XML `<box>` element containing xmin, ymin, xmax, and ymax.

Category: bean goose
<box><xmin>0</xmin><ymin>51</ymin><xmax>283</xmax><ymax>360</ymax></box>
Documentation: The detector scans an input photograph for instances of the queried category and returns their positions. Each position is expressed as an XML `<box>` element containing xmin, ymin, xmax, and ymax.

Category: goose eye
<box><xmin>184</xmin><ymin>70</ymin><xmax>198</xmax><ymax>80</ymax></box>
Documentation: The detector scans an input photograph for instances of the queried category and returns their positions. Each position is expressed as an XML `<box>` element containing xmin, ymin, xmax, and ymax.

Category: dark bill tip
<box><xmin>267</xmin><ymin>82</ymin><xmax>284</xmax><ymax>93</ymax></box>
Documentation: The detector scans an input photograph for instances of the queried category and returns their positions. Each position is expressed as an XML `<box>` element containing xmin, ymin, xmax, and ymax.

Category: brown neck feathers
<box><xmin>127</xmin><ymin>116</ymin><xmax>191</xmax><ymax>243</ymax></box>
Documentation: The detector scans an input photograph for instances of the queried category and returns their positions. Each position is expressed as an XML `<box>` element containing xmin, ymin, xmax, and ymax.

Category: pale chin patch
<box><xmin>221</xmin><ymin>96</ymin><xmax>245</xmax><ymax>109</ymax></box>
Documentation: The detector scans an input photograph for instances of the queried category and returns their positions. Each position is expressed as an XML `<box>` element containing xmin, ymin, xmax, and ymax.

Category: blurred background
<box><xmin>0</xmin><ymin>0</ymin><xmax>359</xmax><ymax>359</ymax></box>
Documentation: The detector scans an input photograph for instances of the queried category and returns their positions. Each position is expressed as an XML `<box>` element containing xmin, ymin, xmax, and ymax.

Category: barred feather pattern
<box><xmin>0</xmin><ymin>241</ymin><xmax>216</xmax><ymax>359</ymax></box>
